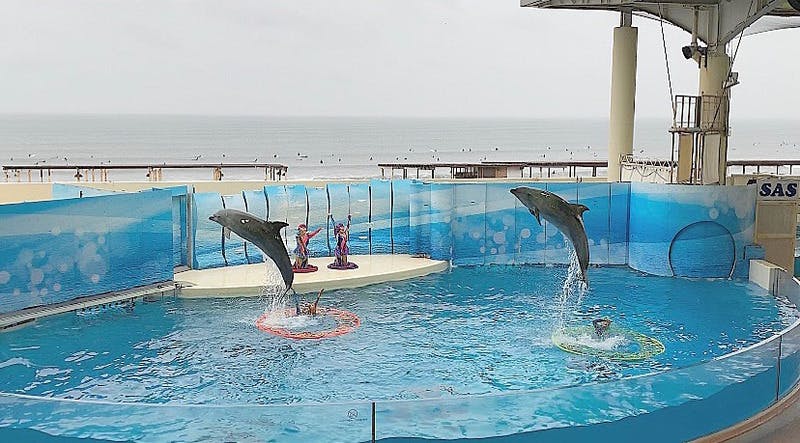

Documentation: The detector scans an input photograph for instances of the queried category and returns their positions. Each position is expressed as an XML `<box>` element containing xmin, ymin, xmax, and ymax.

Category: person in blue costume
<box><xmin>329</xmin><ymin>214</ymin><xmax>355</xmax><ymax>269</ymax></box>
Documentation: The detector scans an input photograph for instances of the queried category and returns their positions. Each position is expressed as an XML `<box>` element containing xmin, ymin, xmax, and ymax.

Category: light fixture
<box><xmin>681</xmin><ymin>44</ymin><xmax>707</xmax><ymax>60</ymax></box>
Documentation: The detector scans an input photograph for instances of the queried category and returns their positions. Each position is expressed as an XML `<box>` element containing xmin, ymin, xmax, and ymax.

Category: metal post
<box><xmin>186</xmin><ymin>190</ymin><xmax>194</xmax><ymax>269</ymax></box>
<box><xmin>776</xmin><ymin>335</ymin><xmax>783</xmax><ymax>402</ymax></box>
<box><xmin>371</xmin><ymin>402</ymin><xmax>376</xmax><ymax>443</ymax></box>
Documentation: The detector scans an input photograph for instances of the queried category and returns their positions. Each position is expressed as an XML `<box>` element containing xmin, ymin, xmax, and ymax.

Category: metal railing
<box><xmin>2</xmin><ymin>163</ymin><xmax>289</xmax><ymax>182</ymax></box>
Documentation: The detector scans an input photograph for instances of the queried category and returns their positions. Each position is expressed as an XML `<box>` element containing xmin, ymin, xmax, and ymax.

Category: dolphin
<box><xmin>510</xmin><ymin>187</ymin><xmax>590</xmax><ymax>283</ymax></box>
<box><xmin>208</xmin><ymin>209</ymin><xmax>293</xmax><ymax>292</ymax></box>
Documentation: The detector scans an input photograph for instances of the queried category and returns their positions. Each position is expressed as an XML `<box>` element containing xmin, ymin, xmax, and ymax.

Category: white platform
<box><xmin>175</xmin><ymin>254</ymin><xmax>448</xmax><ymax>298</ymax></box>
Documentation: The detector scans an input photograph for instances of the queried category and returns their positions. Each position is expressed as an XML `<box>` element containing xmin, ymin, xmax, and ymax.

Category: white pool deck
<box><xmin>175</xmin><ymin>254</ymin><xmax>448</xmax><ymax>298</ymax></box>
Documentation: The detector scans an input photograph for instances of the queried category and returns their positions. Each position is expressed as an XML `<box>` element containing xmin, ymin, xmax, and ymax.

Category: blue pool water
<box><xmin>0</xmin><ymin>266</ymin><xmax>794</xmax><ymax>408</ymax></box>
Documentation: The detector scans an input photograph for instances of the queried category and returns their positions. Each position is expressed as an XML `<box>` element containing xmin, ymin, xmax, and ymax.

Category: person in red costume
<box><xmin>293</xmin><ymin>223</ymin><xmax>322</xmax><ymax>269</ymax></box>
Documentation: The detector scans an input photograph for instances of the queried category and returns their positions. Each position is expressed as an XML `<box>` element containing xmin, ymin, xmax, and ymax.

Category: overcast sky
<box><xmin>0</xmin><ymin>0</ymin><xmax>797</xmax><ymax>119</ymax></box>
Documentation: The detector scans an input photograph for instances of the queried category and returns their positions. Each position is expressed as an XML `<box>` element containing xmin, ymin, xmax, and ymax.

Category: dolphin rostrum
<box><xmin>209</xmin><ymin>209</ymin><xmax>293</xmax><ymax>292</ymax></box>
<box><xmin>510</xmin><ymin>187</ymin><xmax>590</xmax><ymax>283</ymax></box>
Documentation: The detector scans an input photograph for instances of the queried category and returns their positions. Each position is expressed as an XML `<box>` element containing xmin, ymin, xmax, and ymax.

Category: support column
<box><xmin>607</xmin><ymin>12</ymin><xmax>638</xmax><ymax>182</ymax></box>
<box><xmin>699</xmin><ymin>50</ymin><xmax>731</xmax><ymax>184</ymax></box>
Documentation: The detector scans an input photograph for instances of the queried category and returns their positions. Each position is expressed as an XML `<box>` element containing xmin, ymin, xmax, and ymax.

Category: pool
<box><xmin>0</xmin><ymin>265</ymin><xmax>796</xmax><ymax>441</ymax></box>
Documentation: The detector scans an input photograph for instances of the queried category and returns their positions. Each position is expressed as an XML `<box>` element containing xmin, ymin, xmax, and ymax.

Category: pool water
<box><xmin>0</xmin><ymin>266</ymin><xmax>795</xmax><ymax>406</ymax></box>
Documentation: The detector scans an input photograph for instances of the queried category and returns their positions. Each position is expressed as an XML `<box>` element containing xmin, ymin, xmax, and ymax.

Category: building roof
<box><xmin>521</xmin><ymin>0</ymin><xmax>800</xmax><ymax>46</ymax></box>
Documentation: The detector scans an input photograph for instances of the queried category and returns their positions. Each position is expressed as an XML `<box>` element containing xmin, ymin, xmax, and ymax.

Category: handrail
<box><xmin>2</xmin><ymin>162</ymin><xmax>289</xmax><ymax>182</ymax></box>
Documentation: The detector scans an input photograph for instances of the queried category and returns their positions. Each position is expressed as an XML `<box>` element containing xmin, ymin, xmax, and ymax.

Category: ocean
<box><xmin>0</xmin><ymin>114</ymin><xmax>797</xmax><ymax>180</ymax></box>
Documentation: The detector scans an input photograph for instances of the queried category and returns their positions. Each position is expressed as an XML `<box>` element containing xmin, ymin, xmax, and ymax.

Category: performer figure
<box><xmin>592</xmin><ymin>318</ymin><xmax>612</xmax><ymax>340</ymax></box>
<box><xmin>293</xmin><ymin>223</ymin><xmax>322</xmax><ymax>269</ymax></box>
<box><xmin>329</xmin><ymin>214</ymin><xmax>354</xmax><ymax>268</ymax></box>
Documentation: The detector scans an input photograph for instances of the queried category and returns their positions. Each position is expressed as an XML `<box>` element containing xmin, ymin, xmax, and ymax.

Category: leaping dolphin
<box><xmin>209</xmin><ymin>209</ymin><xmax>294</xmax><ymax>292</ymax></box>
<box><xmin>510</xmin><ymin>187</ymin><xmax>590</xmax><ymax>283</ymax></box>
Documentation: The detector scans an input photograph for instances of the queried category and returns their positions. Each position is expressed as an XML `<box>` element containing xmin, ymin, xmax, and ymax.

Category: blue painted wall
<box><xmin>628</xmin><ymin>183</ymin><xmax>756</xmax><ymax>278</ymax></box>
<box><xmin>0</xmin><ymin>190</ymin><xmax>173</xmax><ymax>314</ymax></box>
<box><xmin>187</xmin><ymin>181</ymin><xmax>758</xmax><ymax>280</ymax></box>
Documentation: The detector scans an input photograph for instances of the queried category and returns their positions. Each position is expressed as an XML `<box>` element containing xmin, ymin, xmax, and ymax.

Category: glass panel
<box><xmin>376</xmin><ymin>339</ymin><xmax>780</xmax><ymax>441</ymax></box>
<box><xmin>264</xmin><ymin>185</ymin><xmax>289</xmax><ymax>252</ymax></box>
<box><xmin>0</xmin><ymin>191</ymin><xmax>174</xmax><ymax>311</ymax></box>
<box><xmin>237</xmin><ymin>190</ymin><xmax>267</xmax><ymax>264</ymax></box>
<box><xmin>172</xmin><ymin>194</ymin><xmax>188</xmax><ymax>267</ymax></box>
<box><xmin>0</xmin><ymin>394</ymin><xmax>372</xmax><ymax>443</ymax></box>
<box><xmin>285</xmin><ymin>184</ymin><xmax>308</xmax><ymax>256</ymax></box>
<box><xmin>408</xmin><ymin>181</ymin><xmax>431</xmax><ymax>256</ymax></box>
<box><xmin>370</xmin><ymin>179</ymin><xmax>392</xmax><ymax>255</ymax></box>
<box><xmin>306</xmin><ymin>184</ymin><xmax>332</xmax><ymax>258</ymax></box>
<box><xmin>781</xmin><ymin>324</ymin><xmax>800</xmax><ymax>397</ymax></box>
<box><xmin>452</xmin><ymin>183</ymin><xmax>485</xmax><ymax>265</ymax></box>
<box><xmin>484</xmin><ymin>183</ymin><xmax>518</xmax><ymax>265</ymax></box>
<box><xmin>347</xmin><ymin>183</ymin><xmax>371</xmax><ymax>256</ymax></box>
<box><xmin>609</xmin><ymin>183</ymin><xmax>630</xmax><ymax>264</ymax></box>
<box><xmin>191</xmin><ymin>192</ymin><xmax>225</xmax><ymax>269</ymax></box>
<box><xmin>221</xmin><ymin>193</ymin><xmax>248</xmax><ymax>266</ymax></box>
<box><xmin>514</xmin><ymin>183</ymin><xmax>546</xmax><ymax>265</ymax></box>
<box><xmin>391</xmin><ymin>179</ymin><xmax>412</xmax><ymax>255</ymax></box>
<box><xmin>544</xmin><ymin>183</ymin><xmax>578</xmax><ymax>265</ymax></box>
<box><xmin>577</xmin><ymin>182</ymin><xmax>611</xmax><ymax>265</ymax></box>
<box><xmin>429</xmin><ymin>183</ymin><xmax>454</xmax><ymax>261</ymax></box>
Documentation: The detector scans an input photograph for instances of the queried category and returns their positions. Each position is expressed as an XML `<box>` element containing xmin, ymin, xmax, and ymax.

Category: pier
<box><xmin>2</xmin><ymin>162</ymin><xmax>289</xmax><ymax>183</ymax></box>
<box><xmin>380</xmin><ymin>159</ymin><xmax>800</xmax><ymax>182</ymax></box>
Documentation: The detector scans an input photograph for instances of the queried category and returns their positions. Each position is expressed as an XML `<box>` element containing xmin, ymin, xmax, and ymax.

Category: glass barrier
<box><xmin>0</xmin><ymin>394</ymin><xmax>372</xmax><ymax>443</ymax></box>
<box><xmin>375</xmin><ymin>337</ymin><xmax>781</xmax><ymax>441</ymax></box>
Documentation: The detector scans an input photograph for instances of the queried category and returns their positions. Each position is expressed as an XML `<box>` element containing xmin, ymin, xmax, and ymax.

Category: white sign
<box><xmin>757</xmin><ymin>179</ymin><xmax>800</xmax><ymax>200</ymax></box>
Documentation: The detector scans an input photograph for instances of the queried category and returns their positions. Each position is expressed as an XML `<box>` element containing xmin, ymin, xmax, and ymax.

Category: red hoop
<box><xmin>256</xmin><ymin>308</ymin><xmax>360</xmax><ymax>340</ymax></box>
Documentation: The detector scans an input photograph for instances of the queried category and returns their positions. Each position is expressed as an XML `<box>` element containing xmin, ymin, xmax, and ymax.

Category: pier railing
<box><xmin>381</xmin><ymin>159</ymin><xmax>800</xmax><ymax>182</ymax></box>
<box><xmin>378</xmin><ymin>161</ymin><xmax>608</xmax><ymax>180</ymax></box>
<box><xmin>5</xmin><ymin>159</ymin><xmax>800</xmax><ymax>184</ymax></box>
<box><xmin>2</xmin><ymin>163</ymin><xmax>288</xmax><ymax>182</ymax></box>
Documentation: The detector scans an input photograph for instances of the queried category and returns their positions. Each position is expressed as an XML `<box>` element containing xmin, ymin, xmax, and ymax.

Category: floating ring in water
<box><xmin>552</xmin><ymin>325</ymin><xmax>665</xmax><ymax>361</ymax></box>
<box><xmin>256</xmin><ymin>308</ymin><xmax>360</xmax><ymax>340</ymax></box>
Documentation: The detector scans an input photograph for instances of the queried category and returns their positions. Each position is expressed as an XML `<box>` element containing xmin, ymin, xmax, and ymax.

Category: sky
<box><xmin>0</xmin><ymin>0</ymin><xmax>797</xmax><ymax>119</ymax></box>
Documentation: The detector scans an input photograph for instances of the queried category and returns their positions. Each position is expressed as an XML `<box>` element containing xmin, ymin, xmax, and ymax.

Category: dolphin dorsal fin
<box><xmin>570</xmin><ymin>203</ymin><xmax>589</xmax><ymax>219</ymax></box>
<box><xmin>262</xmin><ymin>220</ymin><xmax>289</xmax><ymax>239</ymax></box>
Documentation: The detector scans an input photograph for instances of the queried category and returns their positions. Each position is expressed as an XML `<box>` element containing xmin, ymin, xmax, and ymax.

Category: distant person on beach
<box><xmin>293</xmin><ymin>223</ymin><xmax>322</xmax><ymax>269</ymax></box>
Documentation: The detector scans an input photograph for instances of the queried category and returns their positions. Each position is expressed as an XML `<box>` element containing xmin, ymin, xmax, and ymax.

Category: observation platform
<box><xmin>176</xmin><ymin>254</ymin><xmax>448</xmax><ymax>298</ymax></box>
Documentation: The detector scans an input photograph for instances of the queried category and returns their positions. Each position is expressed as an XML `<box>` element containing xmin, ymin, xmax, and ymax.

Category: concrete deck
<box><xmin>0</xmin><ymin>281</ymin><xmax>177</xmax><ymax>330</ymax></box>
<box><xmin>175</xmin><ymin>254</ymin><xmax>448</xmax><ymax>298</ymax></box>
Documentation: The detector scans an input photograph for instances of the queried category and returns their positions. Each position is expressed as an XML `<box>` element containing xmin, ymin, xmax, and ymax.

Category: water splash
<box><xmin>259</xmin><ymin>259</ymin><xmax>291</xmax><ymax>315</ymax></box>
<box><xmin>553</xmin><ymin>247</ymin><xmax>588</xmax><ymax>330</ymax></box>
<box><xmin>552</xmin><ymin>329</ymin><xmax>629</xmax><ymax>351</ymax></box>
